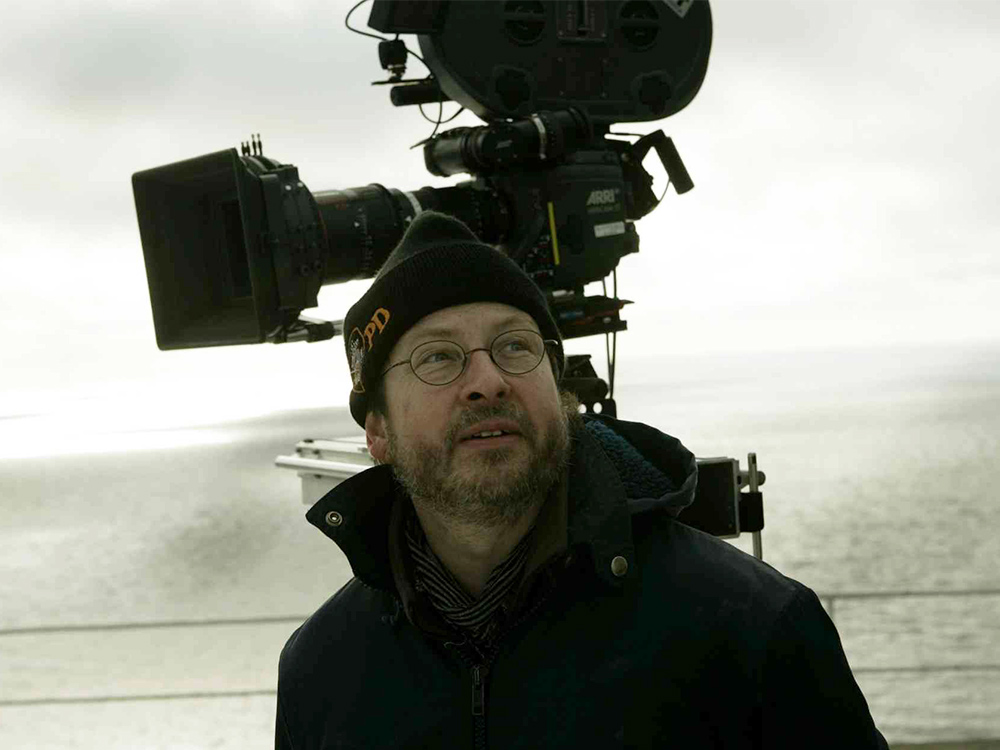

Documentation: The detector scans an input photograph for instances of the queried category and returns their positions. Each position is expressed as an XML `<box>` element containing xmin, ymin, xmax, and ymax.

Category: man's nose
<box><xmin>460</xmin><ymin>348</ymin><xmax>510</xmax><ymax>399</ymax></box>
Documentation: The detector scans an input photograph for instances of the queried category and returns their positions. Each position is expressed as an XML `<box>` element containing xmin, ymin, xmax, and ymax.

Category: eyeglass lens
<box><xmin>410</xmin><ymin>330</ymin><xmax>545</xmax><ymax>385</ymax></box>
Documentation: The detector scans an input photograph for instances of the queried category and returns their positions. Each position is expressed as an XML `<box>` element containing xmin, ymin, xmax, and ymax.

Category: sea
<box><xmin>1</xmin><ymin>340</ymin><xmax>998</xmax><ymax>748</ymax></box>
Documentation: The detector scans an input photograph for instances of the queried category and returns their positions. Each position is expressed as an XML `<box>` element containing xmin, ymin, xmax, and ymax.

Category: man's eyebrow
<box><xmin>410</xmin><ymin>315</ymin><xmax>537</xmax><ymax>343</ymax></box>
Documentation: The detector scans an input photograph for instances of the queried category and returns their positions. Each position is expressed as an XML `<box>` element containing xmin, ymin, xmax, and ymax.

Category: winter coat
<box><xmin>275</xmin><ymin>413</ymin><xmax>889</xmax><ymax>749</ymax></box>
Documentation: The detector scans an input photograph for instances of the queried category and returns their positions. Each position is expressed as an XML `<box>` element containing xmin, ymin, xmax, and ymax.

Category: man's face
<box><xmin>367</xmin><ymin>302</ymin><xmax>578</xmax><ymax>527</ymax></box>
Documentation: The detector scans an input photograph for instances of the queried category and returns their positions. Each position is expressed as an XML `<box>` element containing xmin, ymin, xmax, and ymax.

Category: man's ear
<box><xmin>365</xmin><ymin>411</ymin><xmax>389</xmax><ymax>464</ymax></box>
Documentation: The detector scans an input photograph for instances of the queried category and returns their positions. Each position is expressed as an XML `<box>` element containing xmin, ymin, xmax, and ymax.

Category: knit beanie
<box><xmin>343</xmin><ymin>210</ymin><xmax>564</xmax><ymax>427</ymax></box>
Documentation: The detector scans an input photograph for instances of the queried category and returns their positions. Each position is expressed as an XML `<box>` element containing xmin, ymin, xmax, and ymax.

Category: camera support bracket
<box><xmin>267</xmin><ymin>316</ymin><xmax>341</xmax><ymax>344</ymax></box>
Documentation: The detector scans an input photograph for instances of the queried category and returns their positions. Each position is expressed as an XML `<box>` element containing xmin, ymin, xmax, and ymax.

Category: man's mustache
<box><xmin>449</xmin><ymin>407</ymin><xmax>532</xmax><ymax>447</ymax></box>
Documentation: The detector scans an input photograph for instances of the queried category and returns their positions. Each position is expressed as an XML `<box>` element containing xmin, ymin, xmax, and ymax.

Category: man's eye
<box><xmin>419</xmin><ymin>349</ymin><xmax>460</xmax><ymax>365</ymax></box>
<box><xmin>500</xmin><ymin>337</ymin><xmax>535</xmax><ymax>355</ymax></box>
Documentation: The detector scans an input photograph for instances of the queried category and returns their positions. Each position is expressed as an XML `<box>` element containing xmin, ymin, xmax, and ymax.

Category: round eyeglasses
<box><xmin>380</xmin><ymin>329</ymin><xmax>559</xmax><ymax>387</ymax></box>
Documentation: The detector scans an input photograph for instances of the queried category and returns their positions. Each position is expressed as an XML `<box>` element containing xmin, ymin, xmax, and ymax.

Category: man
<box><xmin>275</xmin><ymin>211</ymin><xmax>889</xmax><ymax>749</ymax></box>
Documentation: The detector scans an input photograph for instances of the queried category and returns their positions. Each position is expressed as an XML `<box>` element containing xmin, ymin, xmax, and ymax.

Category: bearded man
<box><xmin>275</xmin><ymin>211</ymin><xmax>888</xmax><ymax>749</ymax></box>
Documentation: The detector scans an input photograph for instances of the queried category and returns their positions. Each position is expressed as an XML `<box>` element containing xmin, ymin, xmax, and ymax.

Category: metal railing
<box><xmin>816</xmin><ymin>587</ymin><xmax>1000</xmax><ymax>674</ymax></box>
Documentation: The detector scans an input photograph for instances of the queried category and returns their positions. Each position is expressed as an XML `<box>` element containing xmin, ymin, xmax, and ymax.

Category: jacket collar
<box><xmin>305</xmin><ymin>414</ymin><xmax>697</xmax><ymax>613</ymax></box>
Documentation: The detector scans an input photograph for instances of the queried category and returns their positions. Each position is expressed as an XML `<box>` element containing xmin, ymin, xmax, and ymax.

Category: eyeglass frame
<box><xmin>379</xmin><ymin>328</ymin><xmax>561</xmax><ymax>387</ymax></box>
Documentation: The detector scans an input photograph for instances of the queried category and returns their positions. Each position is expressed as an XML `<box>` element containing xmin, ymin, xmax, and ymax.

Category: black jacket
<box><xmin>276</xmin><ymin>413</ymin><xmax>889</xmax><ymax>749</ymax></box>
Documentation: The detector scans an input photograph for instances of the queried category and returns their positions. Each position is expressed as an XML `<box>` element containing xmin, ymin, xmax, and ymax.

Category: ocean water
<box><xmin>613</xmin><ymin>341</ymin><xmax>1000</xmax><ymax>594</ymax></box>
<box><xmin>1</xmin><ymin>340</ymin><xmax>998</xmax><ymax>747</ymax></box>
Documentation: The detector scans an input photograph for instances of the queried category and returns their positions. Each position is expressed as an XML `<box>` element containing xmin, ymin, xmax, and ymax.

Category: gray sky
<box><xmin>1</xmin><ymin>0</ymin><xmax>998</xmax><ymax>425</ymax></box>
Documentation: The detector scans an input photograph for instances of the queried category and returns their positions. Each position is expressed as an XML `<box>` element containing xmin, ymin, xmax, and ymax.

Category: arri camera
<box><xmin>132</xmin><ymin>0</ymin><xmax>711</xmax><ymax>415</ymax></box>
<box><xmin>131</xmin><ymin>1</ymin><xmax>766</xmax><ymax>553</ymax></box>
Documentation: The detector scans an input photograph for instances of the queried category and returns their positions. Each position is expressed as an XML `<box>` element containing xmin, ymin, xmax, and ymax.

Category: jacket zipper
<box><xmin>472</xmin><ymin>664</ymin><xmax>485</xmax><ymax>716</ymax></box>
<box><xmin>469</xmin><ymin>574</ymin><xmax>562</xmax><ymax>746</ymax></box>
<box><xmin>471</xmin><ymin>662</ymin><xmax>488</xmax><ymax>750</ymax></box>
<box><xmin>431</xmin><ymin>560</ymin><xmax>571</xmax><ymax>748</ymax></box>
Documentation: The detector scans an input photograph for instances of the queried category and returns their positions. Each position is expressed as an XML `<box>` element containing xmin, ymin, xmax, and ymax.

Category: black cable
<box><xmin>609</xmin><ymin>269</ymin><xmax>617</xmax><ymax>399</ymax></box>
<box><xmin>343</xmin><ymin>1</ymin><xmax>466</xmax><ymax>139</ymax></box>
<box><xmin>601</xmin><ymin>277</ymin><xmax>616</xmax><ymax>403</ymax></box>
<box><xmin>602</xmin><ymin>278</ymin><xmax>609</xmax><ymax>389</ymax></box>
<box><xmin>420</xmin><ymin>99</ymin><xmax>466</xmax><ymax>126</ymax></box>
<box><xmin>659</xmin><ymin>179</ymin><xmax>673</xmax><ymax>205</ymax></box>
<box><xmin>420</xmin><ymin>98</ymin><xmax>446</xmax><ymax>140</ymax></box>
<box><xmin>344</xmin><ymin>0</ymin><xmax>389</xmax><ymax>41</ymax></box>
<box><xmin>605</xmin><ymin>327</ymin><xmax>613</xmax><ymax>401</ymax></box>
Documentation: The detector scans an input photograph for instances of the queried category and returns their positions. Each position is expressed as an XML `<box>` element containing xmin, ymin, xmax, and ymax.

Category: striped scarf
<box><xmin>404</xmin><ymin>504</ymin><xmax>533</xmax><ymax>650</ymax></box>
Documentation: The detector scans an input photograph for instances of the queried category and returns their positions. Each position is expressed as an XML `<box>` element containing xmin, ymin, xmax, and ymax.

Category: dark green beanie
<box><xmin>344</xmin><ymin>210</ymin><xmax>564</xmax><ymax>427</ymax></box>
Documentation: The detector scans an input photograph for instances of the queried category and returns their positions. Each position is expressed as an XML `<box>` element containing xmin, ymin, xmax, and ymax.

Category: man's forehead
<box><xmin>403</xmin><ymin>303</ymin><xmax>536</xmax><ymax>345</ymax></box>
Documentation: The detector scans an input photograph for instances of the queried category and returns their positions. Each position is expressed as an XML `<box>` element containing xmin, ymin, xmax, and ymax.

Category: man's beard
<box><xmin>385</xmin><ymin>390</ymin><xmax>582</xmax><ymax>528</ymax></box>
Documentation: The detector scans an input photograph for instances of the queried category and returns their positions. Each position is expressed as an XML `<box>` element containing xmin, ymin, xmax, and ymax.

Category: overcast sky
<box><xmin>1</xmin><ymin>0</ymin><xmax>997</xmax><ymax>426</ymax></box>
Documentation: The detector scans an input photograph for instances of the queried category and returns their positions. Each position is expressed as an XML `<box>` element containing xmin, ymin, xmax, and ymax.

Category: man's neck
<box><xmin>412</xmin><ymin>498</ymin><xmax>544</xmax><ymax>599</ymax></box>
